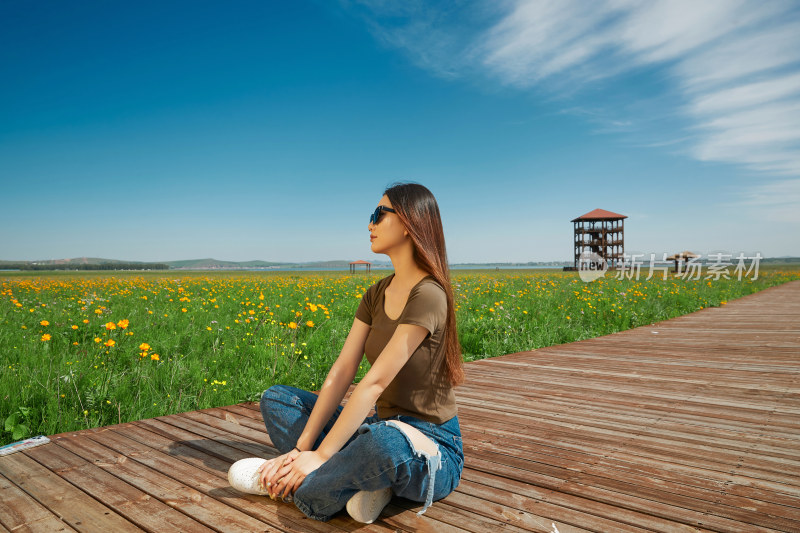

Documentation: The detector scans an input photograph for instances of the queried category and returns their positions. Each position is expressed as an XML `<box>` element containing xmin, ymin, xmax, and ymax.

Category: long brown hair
<box><xmin>384</xmin><ymin>182</ymin><xmax>464</xmax><ymax>386</ymax></box>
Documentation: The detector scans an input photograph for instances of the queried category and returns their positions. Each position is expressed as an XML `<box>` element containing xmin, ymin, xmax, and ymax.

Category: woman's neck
<box><xmin>387</xmin><ymin>245</ymin><xmax>428</xmax><ymax>289</ymax></box>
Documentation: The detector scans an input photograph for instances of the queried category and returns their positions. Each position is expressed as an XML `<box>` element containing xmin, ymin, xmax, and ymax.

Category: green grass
<box><xmin>2</xmin><ymin>266</ymin><xmax>798</xmax><ymax>445</ymax></box>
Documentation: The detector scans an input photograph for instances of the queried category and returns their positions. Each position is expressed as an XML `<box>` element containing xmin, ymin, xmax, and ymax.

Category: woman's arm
<box><xmin>316</xmin><ymin>323</ymin><xmax>428</xmax><ymax>459</ymax></box>
<box><xmin>295</xmin><ymin>317</ymin><xmax>371</xmax><ymax>451</ymax></box>
<box><xmin>271</xmin><ymin>322</ymin><xmax>429</xmax><ymax>497</ymax></box>
<box><xmin>258</xmin><ymin>317</ymin><xmax>369</xmax><ymax>493</ymax></box>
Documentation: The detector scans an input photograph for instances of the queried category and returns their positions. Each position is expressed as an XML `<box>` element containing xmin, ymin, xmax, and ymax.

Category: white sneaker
<box><xmin>346</xmin><ymin>487</ymin><xmax>392</xmax><ymax>524</ymax></box>
<box><xmin>228</xmin><ymin>457</ymin><xmax>269</xmax><ymax>495</ymax></box>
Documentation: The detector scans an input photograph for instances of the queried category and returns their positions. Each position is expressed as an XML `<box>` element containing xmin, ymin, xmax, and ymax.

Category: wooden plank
<box><xmin>98</xmin><ymin>425</ymin><xmax>378</xmax><ymax>532</ymax></box>
<box><xmin>456</xmin><ymin>392</ymin><xmax>800</xmax><ymax>460</ymax></box>
<box><xmin>141</xmin><ymin>415</ymin><xmax>277</xmax><ymax>459</ymax></box>
<box><xmin>389</xmin><ymin>496</ymin><xmax>551</xmax><ymax>533</ymax></box>
<box><xmin>219</xmin><ymin>403</ymin><xmax>265</xmax><ymax>422</ymax></box>
<box><xmin>180</xmin><ymin>410</ymin><xmax>275</xmax><ymax>446</ymax></box>
<box><xmin>47</xmin><ymin>431</ymin><xmax>280</xmax><ymax>533</ymax></box>
<box><xmin>374</xmin><ymin>503</ymin><xmax>471</xmax><ymax>533</ymax></box>
<box><xmin>202</xmin><ymin>406</ymin><xmax>272</xmax><ymax>433</ymax></box>
<box><xmin>456</xmin><ymin>400</ymin><xmax>800</xmax><ymax>483</ymax></box>
<box><xmin>438</xmin><ymin>489</ymin><xmax>596</xmax><ymax>533</ymax></box>
<box><xmin>0</xmin><ymin>452</ymin><xmax>140</xmax><ymax>533</ymax></box>
<box><xmin>458</xmin><ymin>426</ymin><xmax>800</xmax><ymax>510</ymax></box>
<box><xmin>464</xmin><ymin>456</ymin><xmax>781</xmax><ymax>533</ymax></box>
<box><xmin>134</xmin><ymin>417</ymin><xmax>271</xmax><ymax>464</ymax></box>
<box><xmin>22</xmin><ymin>441</ymin><xmax>216</xmax><ymax>533</ymax></box>
<box><xmin>458</xmin><ymin>470</ymin><xmax>699</xmax><ymax>533</ymax></box>
<box><xmin>80</xmin><ymin>424</ymin><xmax>446</xmax><ymax>533</ymax></box>
<box><xmin>462</xmin><ymin>442</ymin><xmax>800</xmax><ymax>531</ymax></box>
<box><xmin>0</xmin><ymin>471</ymin><xmax>76</xmax><ymax>533</ymax></box>
<box><xmin>458</xmin><ymin>383</ymin><xmax>800</xmax><ymax>438</ymax></box>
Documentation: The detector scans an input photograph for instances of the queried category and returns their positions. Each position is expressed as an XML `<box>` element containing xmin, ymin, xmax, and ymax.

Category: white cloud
<box><xmin>350</xmin><ymin>0</ymin><xmax>800</xmax><ymax>202</ymax></box>
<box><xmin>688</xmin><ymin>73</ymin><xmax>800</xmax><ymax>115</ymax></box>
<box><xmin>481</xmin><ymin>0</ymin><xmax>626</xmax><ymax>86</ymax></box>
<box><xmin>345</xmin><ymin>0</ymin><xmax>497</xmax><ymax>80</ymax></box>
<box><xmin>675</xmin><ymin>20</ymin><xmax>800</xmax><ymax>91</ymax></box>
<box><xmin>725</xmin><ymin>178</ymin><xmax>800</xmax><ymax>222</ymax></box>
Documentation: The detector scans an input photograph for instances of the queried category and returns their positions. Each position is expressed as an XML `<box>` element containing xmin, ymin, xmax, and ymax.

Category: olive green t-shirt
<box><xmin>355</xmin><ymin>273</ymin><xmax>457</xmax><ymax>424</ymax></box>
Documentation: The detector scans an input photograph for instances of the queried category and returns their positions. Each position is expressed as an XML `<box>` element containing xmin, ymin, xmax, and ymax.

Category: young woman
<box><xmin>228</xmin><ymin>182</ymin><xmax>464</xmax><ymax>523</ymax></box>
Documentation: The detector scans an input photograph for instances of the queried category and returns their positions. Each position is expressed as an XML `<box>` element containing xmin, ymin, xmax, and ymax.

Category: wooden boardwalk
<box><xmin>2</xmin><ymin>280</ymin><xmax>799</xmax><ymax>532</ymax></box>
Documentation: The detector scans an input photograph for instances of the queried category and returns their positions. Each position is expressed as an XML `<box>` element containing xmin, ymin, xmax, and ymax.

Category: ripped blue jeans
<box><xmin>260</xmin><ymin>385</ymin><xmax>464</xmax><ymax>522</ymax></box>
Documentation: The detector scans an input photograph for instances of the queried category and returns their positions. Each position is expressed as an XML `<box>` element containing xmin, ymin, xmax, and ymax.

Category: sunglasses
<box><xmin>369</xmin><ymin>206</ymin><xmax>396</xmax><ymax>225</ymax></box>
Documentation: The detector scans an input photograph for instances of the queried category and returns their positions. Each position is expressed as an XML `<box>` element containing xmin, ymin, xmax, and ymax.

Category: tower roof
<box><xmin>571</xmin><ymin>208</ymin><xmax>627</xmax><ymax>222</ymax></box>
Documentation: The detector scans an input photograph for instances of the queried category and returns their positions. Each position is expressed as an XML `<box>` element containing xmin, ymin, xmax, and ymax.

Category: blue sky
<box><xmin>1</xmin><ymin>0</ymin><xmax>799</xmax><ymax>263</ymax></box>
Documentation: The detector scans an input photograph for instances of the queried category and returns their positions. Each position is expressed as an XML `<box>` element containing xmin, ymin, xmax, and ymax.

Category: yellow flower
<box><xmin>207</xmin><ymin>326</ymin><xmax>212</xmax><ymax>331</ymax></box>
<box><xmin>105</xmin><ymin>322</ymin><xmax>116</xmax><ymax>330</ymax></box>
<box><xmin>104</xmin><ymin>339</ymin><xmax>115</xmax><ymax>347</ymax></box>
<box><xmin>181</xmin><ymin>308</ymin><xmax>187</xmax><ymax>313</ymax></box>
<box><xmin>41</xmin><ymin>333</ymin><xmax>51</xmax><ymax>341</ymax></box>
<box><xmin>306</xmin><ymin>320</ymin><xmax>314</xmax><ymax>327</ymax></box>
<box><xmin>151</xmin><ymin>353</ymin><xmax>160</xmax><ymax>361</ymax></box>
<box><xmin>40</xmin><ymin>320</ymin><xmax>50</xmax><ymax>326</ymax></box>
<box><xmin>82</xmin><ymin>319</ymin><xmax>89</xmax><ymax>324</ymax></box>
<box><xmin>116</xmin><ymin>319</ymin><xmax>129</xmax><ymax>329</ymax></box>
<box><xmin>71</xmin><ymin>325</ymin><xmax>79</xmax><ymax>330</ymax></box>
<box><xmin>94</xmin><ymin>337</ymin><xmax>101</xmax><ymax>343</ymax></box>
<box><xmin>139</xmin><ymin>343</ymin><xmax>150</xmax><ymax>351</ymax></box>
<box><xmin>288</xmin><ymin>322</ymin><xmax>297</xmax><ymax>329</ymax></box>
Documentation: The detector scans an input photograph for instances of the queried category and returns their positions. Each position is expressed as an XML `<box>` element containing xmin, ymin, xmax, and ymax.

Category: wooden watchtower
<box><xmin>571</xmin><ymin>209</ymin><xmax>627</xmax><ymax>269</ymax></box>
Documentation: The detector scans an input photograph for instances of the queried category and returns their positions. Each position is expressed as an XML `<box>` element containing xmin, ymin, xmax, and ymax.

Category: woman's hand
<box><xmin>256</xmin><ymin>449</ymin><xmax>300</xmax><ymax>498</ymax></box>
<box><xmin>268</xmin><ymin>451</ymin><xmax>327</xmax><ymax>499</ymax></box>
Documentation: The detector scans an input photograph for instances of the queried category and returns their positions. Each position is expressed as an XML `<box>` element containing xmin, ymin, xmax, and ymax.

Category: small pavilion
<box><xmin>349</xmin><ymin>260</ymin><xmax>372</xmax><ymax>274</ymax></box>
<box><xmin>571</xmin><ymin>208</ymin><xmax>627</xmax><ymax>269</ymax></box>
<box><xmin>666</xmin><ymin>251</ymin><xmax>700</xmax><ymax>274</ymax></box>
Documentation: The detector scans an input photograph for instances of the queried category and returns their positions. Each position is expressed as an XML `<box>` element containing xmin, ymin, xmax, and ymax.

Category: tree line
<box><xmin>2</xmin><ymin>263</ymin><xmax>171</xmax><ymax>271</ymax></box>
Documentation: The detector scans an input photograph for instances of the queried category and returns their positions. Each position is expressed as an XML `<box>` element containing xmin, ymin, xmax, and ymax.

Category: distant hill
<box><xmin>164</xmin><ymin>258</ymin><xmax>393</xmax><ymax>270</ymax></box>
<box><xmin>0</xmin><ymin>257</ymin><xmax>169</xmax><ymax>271</ymax></box>
<box><xmin>452</xmin><ymin>261</ymin><xmax>571</xmax><ymax>267</ymax></box>
<box><xmin>166</xmin><ymin>258</ymin><xmax>288</xmax><ymax>269</ymax></box>
<box><xmin>0</xmin><ymin>257</ymin><xmax>394</xmax><ymax>271</ymax></box>
<box><xmin>22</xmin><ymin>257</ymin><xmax>134</xmax><ymax>266</ymax></box>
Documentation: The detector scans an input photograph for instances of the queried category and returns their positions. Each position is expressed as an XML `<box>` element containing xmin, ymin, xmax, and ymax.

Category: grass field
<box><xmin>2</xmin><ymin>266</ymin><xmax>799</xmax><ymax>445</ymax></box>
